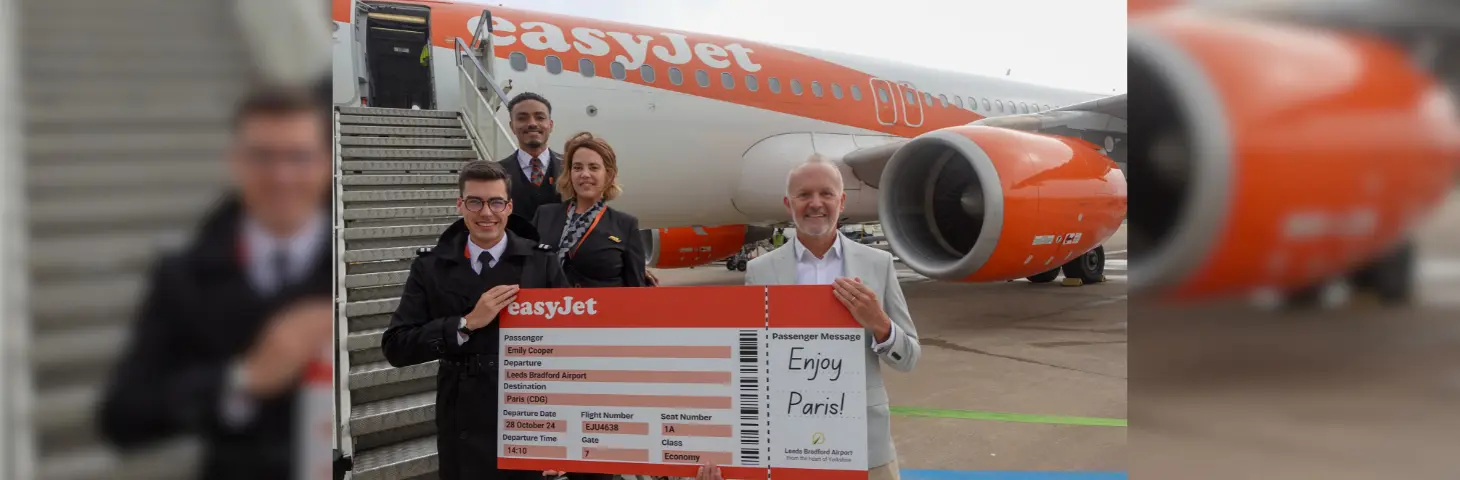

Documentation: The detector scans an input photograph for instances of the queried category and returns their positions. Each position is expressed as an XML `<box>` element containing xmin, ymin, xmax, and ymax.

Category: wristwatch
<box><xmin>458</xmin><ymin>317</ymin><xmax>472</xmax><ymax>336</ymax></box>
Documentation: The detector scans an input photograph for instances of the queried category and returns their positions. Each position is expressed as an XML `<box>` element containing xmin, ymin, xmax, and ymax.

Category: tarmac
<box><xmin>648</xmin><ymin>229</ymin><xmax>1130</xmax><ymax>475</ymax></box>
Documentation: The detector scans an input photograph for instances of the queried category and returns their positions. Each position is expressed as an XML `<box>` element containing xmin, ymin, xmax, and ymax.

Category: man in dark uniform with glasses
<box><xmin>381</xmin><ymin>160</ymin><xmax>568</xmax><ymax>480</ymax></box>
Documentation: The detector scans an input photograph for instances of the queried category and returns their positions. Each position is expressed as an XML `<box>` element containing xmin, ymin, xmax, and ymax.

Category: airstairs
<box><xmin>333</xmin><ymin>14</ymin><xmax>523</xmax><ymax>478</ymax></box>
<box><xmin>17</xmin><ymin>0</ymin><xmax>248</xmax><ymax>478</ymax></box>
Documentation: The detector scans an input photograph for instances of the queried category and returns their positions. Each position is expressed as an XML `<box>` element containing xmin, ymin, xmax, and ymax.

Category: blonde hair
<box><xmin>557</xmin><ymin>132</ymin><xmax>624</xmax><ymax>202</ymax></box>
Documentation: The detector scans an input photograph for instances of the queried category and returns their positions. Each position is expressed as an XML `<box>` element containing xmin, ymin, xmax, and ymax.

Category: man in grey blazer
<box><xmin>728</xmin><ymin>154</ymin><xmax>920</xmax><ymax>480</ymax></box>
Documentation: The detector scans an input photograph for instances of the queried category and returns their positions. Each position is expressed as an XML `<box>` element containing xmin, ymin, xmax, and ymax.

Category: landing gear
<box><xmin>1280</xmin><ymin>239</ymin><xmax>1416</xmax><ymax>309</ymax></box>
<box><xmin>1061</xmin><ymin>245</ymin><xmax>1107</xmax><ymax>284</ymax></box>
<box><xmin>1023</xmin><ymin>246</ymin><xmax>1106</xmax><ymax>285</ymax></box>
<box><xmin>1026</xmin><ymin>268</ymin><xmax>1061</xmax><ymax>283</ymax></box>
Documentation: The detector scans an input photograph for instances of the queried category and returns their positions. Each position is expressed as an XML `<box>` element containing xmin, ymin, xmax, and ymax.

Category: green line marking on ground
<box><xmin>891</xmin><ymin>406</ymin><xmax>1127</xmax><ymax>427</ymax></box>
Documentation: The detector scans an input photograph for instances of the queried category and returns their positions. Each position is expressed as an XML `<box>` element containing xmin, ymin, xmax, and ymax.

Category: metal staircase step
<box><xmin>344</xmin><ymin>246</ymin><xmax>431</xmax><ymax>264</ymax></box>
<box><xmin>340</xmin><ymin>125</ymin><xmax>467</xmax><ymax>137</ymax></box>
<box><xmin>340</xmin><ymin>161</ymin><xmax>470</xmax><ymax>172</ymax></box>
<box><xmin>342</xmin><ymin>148</ymin><xmax>477</xmax><ymax>160</ymax></box>
<box><xmin>347</xmin><ymin>270</ymin><xmax>410</xmax><ymax>290</ymax></box>
<box><xmin>33</xmin><ymin>324</ymin><xmax>126</xmax><ymax>377</ymax></box>
<box><xmin>27</xmin><ymin>132</ymin><xmax>230</xmax><ymax>155</ymax></box>
<box><xmin>342</xmin><ymin>189</ymin><xmax>458</xmax><ymax>203</ymax></box>
<box><xmin>346</xmin><ymin>298</ymin><xmax>402</xmax><ymax>318</ymax></box>
<box><xmin>31</xmin><ymin>275</ymin><xmax>146</xmax><ymax>328</ymax></box>
<box><xmin>339</xmin><ymin>136</ymin><xmax>473</xmax><ymax>148</ymax></box>
<box><xmin>339</xmin><ymin>115</ymin><xmax>459</xmax><ymax>128</ymax></box>
<box><xmin>347</xmin><ymin>327</ymin><xmax>387</xmax><ymax>352</ymax></box>
<box><xmin>34</xmin><ymin>383</ymin><xmax>96</xmax><ymax>436</ymax></box>
<box><xmin>344</xmin><ymin>206</ymin><xmax>458</xmax><ymax>221</ymax></box>
<box><xmin>340</xmin><ymin>107</ymin><xmax>458</xmax><ymax>119</ymax></box>
<box><xmin>350</xmin><ymin>360</ymin><xmax>438</xmax><ymax>390</ymax></box>
<box><xmin>351</xmin><ymin>435</ymin><xmax>438</xmax><ymax>480</ymax></box>
<box><xmin>38</xmin><ymin>441</ymin><xmax>199</xmax><ymax>480</ymax></box>
<box><xmin>29</xmin><ymin>160</ymin><xmax>224</xmax><ymax>188</ymax></box>
<box><xmin>343</xmin><ymin>224</ymin><xmax>454</xmax><ymax>241</ymax></box>
<box><xmin>341</xmin><ymin>175</ymin><xmax>458</xmax><ymax>187</ymax></box>
<box><xmin>351</xmin><ymin>391</ymin><xmax>436</xmax><ymax>436</ymax></box>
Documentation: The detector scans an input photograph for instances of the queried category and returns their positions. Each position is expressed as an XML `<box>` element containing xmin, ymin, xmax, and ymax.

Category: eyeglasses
<box><xmin>463</xmin><ymin>197</ymin><xmax>509</xmax><ymax>213</ymax></box>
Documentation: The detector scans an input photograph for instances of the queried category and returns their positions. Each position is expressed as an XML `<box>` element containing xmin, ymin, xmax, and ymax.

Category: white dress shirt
<box><xmin>225</xmin><ymin>211</ymin><xmax>328</xmax><ymax>430</ymax></box>
<box><xmin>792</xmin><ymin>234</ymin><xmax>900</xmax><ymax>352</ymax></box>
<box><xmin>459</xmin><ymin>234</ymin><xmax>510</xmax><ymax>344</ymax></box>
<box><xmin>516</xmin><ymin>149</ymin><xmax>551</xmax><ymax>176</ymax></box>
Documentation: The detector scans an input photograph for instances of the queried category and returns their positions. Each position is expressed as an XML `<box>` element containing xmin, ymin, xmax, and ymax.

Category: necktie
<box><xmin>271</xmin><ymin>248</ymin><xmax>292</xmax><ymax>293</ymax></box>
<box><xmin>529</xmin><ymin>158</ymin><xmax>544</xmax><ymax>186</ymax></box>
<box><xmin>477</xmin><ymin>251</ymin><xmax>495</xmax><ymax>277</ymax></box>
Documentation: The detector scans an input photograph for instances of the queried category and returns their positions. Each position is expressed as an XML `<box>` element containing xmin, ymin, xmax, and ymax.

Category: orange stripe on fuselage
<box><xmin>411</xmin><ymin>1</ymin><xmax>985</xmax><ymax>137</ymax></box>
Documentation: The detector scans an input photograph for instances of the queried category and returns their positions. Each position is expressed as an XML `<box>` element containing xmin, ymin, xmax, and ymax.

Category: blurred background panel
<box><xmin>16</xmin><ymin>0</ymin><xmax>266</xmax><ymax>478</ymax></box>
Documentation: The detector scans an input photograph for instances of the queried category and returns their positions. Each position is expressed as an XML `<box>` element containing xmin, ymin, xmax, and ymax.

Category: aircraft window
<box><xmin>721</xmin><ymin>71</ymin><xmax>735</xmax><ymax>89</ymax></box>
<box><xmin>982</xmin><ymin>98</ymin><xmax>991</xmax><ymax>110</ymax></box>
<box><xmin>669</xmin><ymin>67</ymin><xmax>684</xmax><ymax>86</ymax></box>
<box><xmin>610</xmin><ymin>61</ymin><xmax>627</xmax><ymax>80</ymax></box>
<box><xmin>510</xmin><ymin>52</ymin><xmax>528</xmax><ymax>72</ymax></box>
<box><xmin>955</xmin><ymin>96</ymin><xmax>964</xmax><ymax>109</ymax></box>
<box><xmin>996</xmin><ymin>100</ymin><xmax>1004</xmax><ymax>112</ymax></box>
<box><xmin>791</xmin><ymin>79</ymin><xmax>803</xmax><ymax>95</ymax></box>
<box><xmin>746</xmin><ymin>74</ymin><xmax>760</xmax><ymax>92</ymax></box>
<box><xmin>879</xmin><ymin>87</ymin><xmax>891</xmax><ymax>102</ymax></box>
<box><xmin>938</xmin><ymin>94</ymin><xmax>949</xmax><ymax>107</ymax></box>
<box><xmin>904</xmin><ymin>89</ymin><xmax>916</xmax><ymax>104</ymax></box>
<box><xmin>639</xmin><ymin>65</ymin><xmax>656</xmax><ymax>83</ymax></box>
<box><xmin>832</xmin><ymin>83</ymin><xmax>843</xmax><ymax>99</ymax></box>
<box><xmin>694</xmin><ymin>69</ymin><xmax>709</xmax><ymax>87</ymax></box>
<box><xmin>923</xmin><ymin>92</ymin><xmax>934</xmax><ymax>106</ymax></box>
<box><xmin>850</xmin><ymin>85</ymin><xmax>862</xmax><ymax>101</ymax></box>
<box><xmin>768</xmin><ymin>77</ymin><xmax>782</xmax><ymax>93</ymax></box>
<box><xmin>579</xmin><ymin>58</ymin><xmax>596</xmax><ymax>78</ymax></box>
<box><xmin>1020</xmin><ymin>102</ymin><xmax>1029</xmax><ymax>113</ymax></box>
<box><xmin>545</xmin><ymin>55</ymin><xmax>563</xmax><ymax>75</ymax></box>
<box><xmin>811</xmin><ymin>81</ymin><xmax>823</xmax><ymax>97</ymax></box>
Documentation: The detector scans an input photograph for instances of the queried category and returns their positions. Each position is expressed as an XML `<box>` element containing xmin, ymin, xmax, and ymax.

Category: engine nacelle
<box><xmin>1129</xmin><ymin>12</ymin><xmax>1460</xmax><ymax>301</ymax></box>
<box><xmin>878</xmin><ymin>125</ymin><xmax>1128</xmax><ymax>282</ymax></box>
<box><xmin>640</xmin><ymin>225</ymin><xmax>774</xmax><ymax>268</ymax></box>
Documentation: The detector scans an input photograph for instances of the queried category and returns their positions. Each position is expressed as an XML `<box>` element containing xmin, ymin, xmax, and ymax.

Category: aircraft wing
<box><xmin>843</xmin><ymin>93</ymin><xmax>1128</xmax><ymax>189</ymax></box>
<box><xmin>969</xmin><ymin>93</ymin><xmax>1128</xmax><ymax>167</ymax></box>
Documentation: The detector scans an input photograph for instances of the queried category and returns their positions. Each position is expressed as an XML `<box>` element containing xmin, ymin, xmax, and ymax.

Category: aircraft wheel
<box><xmin>1350</xmin><ymin>239</ymin><xmax>1416</xmax><ymax>306</ymax></box>
<box><xmin>736</xmin><ymin>258</ymin><xmax>748</xmax><ymax>272</ymax></box>
<box><xmin>726</xmin><ymin>259</ymin><xmax>736</xmax><ymax>271</ymax></box>
<box><xmin>1026</xmin><ymin>268</ymin><xmax>1061</xmax><ymax>283</ymax></box>
<box><xmin>1061</xmin><ymin>246</ymin><xmax>1106</xmax><ymax>284</ymax></box>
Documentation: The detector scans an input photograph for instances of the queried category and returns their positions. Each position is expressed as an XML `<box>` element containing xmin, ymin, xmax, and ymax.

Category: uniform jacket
<box><xmin>532</xmin><ymin>203</ymin><xmax>648</xmax><ymax>288</ymax></box>
<box><xmin>743</xmin><ymin>236</ymin><xmax>921</xmax><ymax>469</ymax></box>
<box><xmin>379</xmin><ymin>219</ymin><xmax>567</xmax><ymax>480</ymax></box>
<box><xmin>498</xmin><ymin>149</ymin><xmax>563</xmax><ymax>225</ymax></box>
<box><xmin>96</xmin><ymin>194</ymin><xmax>332</xmax><ymax>480</ymax></box>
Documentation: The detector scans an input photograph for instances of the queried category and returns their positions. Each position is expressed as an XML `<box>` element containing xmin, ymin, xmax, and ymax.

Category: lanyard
<box><xmin>570</xmin><ymin>207</ymin><xmax>608</xmax><ymax>259</ymax></box>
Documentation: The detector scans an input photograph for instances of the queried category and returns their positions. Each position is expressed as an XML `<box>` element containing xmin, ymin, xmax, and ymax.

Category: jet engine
<box><xmin>877</xmin><ymin>125</ymin><xmax>1128</xmax><ymax>283</ymax></box>
<box><xmin>1128</xmin><ymin>11</ymin><xmax>1460</xmax><ymax>302</ymax></box>
<box><xmin>640</xmin><ymin>225</ymin><xmax>774</xmax><ymax>268</ymax></box>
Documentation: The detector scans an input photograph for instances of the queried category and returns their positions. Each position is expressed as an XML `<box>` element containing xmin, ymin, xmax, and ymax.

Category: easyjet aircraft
<box><xmin>331</xmin><ymin>0</ymin><xmax>1130</xmax><ymax>286</ymax></box>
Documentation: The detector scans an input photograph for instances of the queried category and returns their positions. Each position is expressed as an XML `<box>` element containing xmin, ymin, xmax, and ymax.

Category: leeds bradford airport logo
<box><xmin>811</xmin><ymin>432</ymin><xmax>825</xmax><ymax>445</ymax></box>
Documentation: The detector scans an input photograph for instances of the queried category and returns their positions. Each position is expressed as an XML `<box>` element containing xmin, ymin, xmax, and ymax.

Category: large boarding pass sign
<box><xmin>498</xmin><ymin>285</ymin><xmax>869</xmax><ymax>480</ymax></box>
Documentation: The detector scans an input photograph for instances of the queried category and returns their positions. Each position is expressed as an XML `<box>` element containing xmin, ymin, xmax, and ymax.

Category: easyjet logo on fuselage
<box><xmin>474</xmin><ymin>15</ymin><xmax>763</xmax><ymax>73</ymax></box>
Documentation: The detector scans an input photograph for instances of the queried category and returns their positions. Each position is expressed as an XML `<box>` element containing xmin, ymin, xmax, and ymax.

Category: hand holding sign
<box><xmin>465</xmin><ymin>284</ymin><xmax>519</xmax><ymax>330</ymax></box>
<box><xmin>697</xmin><ymin>463</ymin><xmax>725</xmax><ymax>480</ymax></box>
<box><xmin>832</xmin><ymin>277</ymin><xmax>891</xmax><ymax>343</ymax></box>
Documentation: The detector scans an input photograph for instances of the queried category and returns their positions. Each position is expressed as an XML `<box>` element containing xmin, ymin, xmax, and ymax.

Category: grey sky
<box><xmin>472</xmin><ymin>0</ymin><xmax>1126</xmax><ymax>94</ymax></box>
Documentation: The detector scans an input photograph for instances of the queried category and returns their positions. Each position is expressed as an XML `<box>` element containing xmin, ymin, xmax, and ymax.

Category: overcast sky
<box><xmin>471</xmin><ymin>0</ymin><xmax>1126</xmax><ymax>95</ymax></box>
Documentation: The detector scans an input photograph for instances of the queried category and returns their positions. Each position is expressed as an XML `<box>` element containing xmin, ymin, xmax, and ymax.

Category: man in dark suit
<box><xmin>498</xmin><ymin>92</ymin><xmax>564</xmax><ymax>225</ymax></box>
<box><xmin>381</xmin><ymin>159</ymin><xmax>569</xmax><ymax>480</ymax></box>
<box><xmin>96</xmin><ymin>86</ymin><xmax>333</xmax><ymax>480</ymax></box>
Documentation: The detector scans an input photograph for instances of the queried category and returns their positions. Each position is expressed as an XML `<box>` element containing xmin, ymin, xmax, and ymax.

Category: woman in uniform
<box><xmin>532</xmin><ymin>131</ymin><xmax>649</xmax><ymax>289</ymax></box>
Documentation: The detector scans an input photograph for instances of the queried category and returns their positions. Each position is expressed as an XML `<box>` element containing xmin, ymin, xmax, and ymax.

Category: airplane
<box><xmin>331</xmin><ymin>0</ymin><xmax>1131</xmax><ymax>289</ymax></box>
